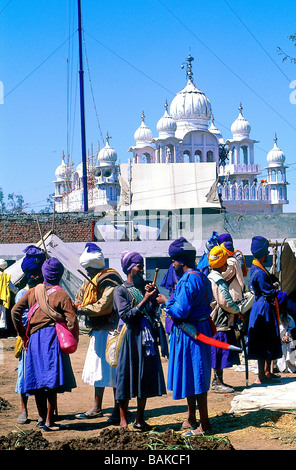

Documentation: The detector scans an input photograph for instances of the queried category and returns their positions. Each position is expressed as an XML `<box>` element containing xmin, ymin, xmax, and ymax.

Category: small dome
<box><xmin>267</xmin><ymin>134</ymin><xmax>285</xmax><ymax>166</ymax></box>
<box><xmin>134</xmin><ymin>112</ymin><xmax>153</xmax><ymax>144</ymax></box>
<box><xmin>209</xmin><ymin>116</ymin><xmax>223</xmax><ymax>143</ymax></box>
<box><xmin>97</xmin><ymin>133</ymin><xmax>117</xmax><ymax>163</ymax></box>
<box><xmin>231</xmin><ymin>104</ymin><xmax>251</xmax><ymax>138</ymax></box>
<box><xmin>55</xmin><ymin>153</ymin><xmax>71</xmax><ymax>181</ymax></box>
<box><xmin>156</xmin><ymin>100</ymin><xmax>177</xmax><ymax>138</ymax></box>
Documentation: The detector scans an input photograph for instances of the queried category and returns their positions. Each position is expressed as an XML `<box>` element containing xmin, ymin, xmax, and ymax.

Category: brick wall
<box><xmin>0</xmin><ymin>212</ymin><xmax>95</xmax><ymax>244</ymax></box>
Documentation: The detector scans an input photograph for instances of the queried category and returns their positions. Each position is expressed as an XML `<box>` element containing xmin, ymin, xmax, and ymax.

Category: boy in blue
<box><xmin>157</xmin><ymin>237</ymin><xmax>213</xmax><ymax>436</ymax></box>
<box><xmin>248</xmin><ymin>236</ymin><xmax>282</xmax><ymax>384</ymax></box>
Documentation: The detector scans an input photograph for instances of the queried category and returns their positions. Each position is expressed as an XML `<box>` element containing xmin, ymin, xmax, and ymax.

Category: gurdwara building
<box><xmin>53</xmin><ymin>54</ymin><xmax>289</xmax><ymax>217</ymax></box>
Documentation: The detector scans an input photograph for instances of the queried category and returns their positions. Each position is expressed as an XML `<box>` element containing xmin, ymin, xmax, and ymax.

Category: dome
<box><xmin>134</xmin><ymin>112</ymin><xmax>153</xmax><ymax>145</ymax></box>
<box><xmin>267</xmin><ymin>134</ymin><xmax>285</xmax><ymax>166</ymax></box>
<box><xmin>231</xmin><ymin>104</ymin><xmax>251</xmax><ymax>138</ymax></box>
<box><xmin>156</xmin><ymin>100</ymin><xmax>177</xmax><ymax>138</ymax></box>
<box><xmin>97</xmin><ymin>133</ymin><xmax>117</xmax><ymax>164</ymax></box>
<box><xmin>55</xmin><ymin>153</ymin><xmax>71</xmax><ymax>181</ymax></box>
<box><xmin>209</xmin><ymin>116</ymin><xmax>223</xmax><ymax>143</ymax></box>
<box><xmin>170</xmin><ymin>79</ymin><xmax>212</xmax><ymax>130</ymax></box>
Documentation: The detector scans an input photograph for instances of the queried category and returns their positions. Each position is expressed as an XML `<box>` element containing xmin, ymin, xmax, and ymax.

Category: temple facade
<box><xmin>53</xmin><ymin>53</ymin><xmax>289</xmax><ymax>214</ymax></box>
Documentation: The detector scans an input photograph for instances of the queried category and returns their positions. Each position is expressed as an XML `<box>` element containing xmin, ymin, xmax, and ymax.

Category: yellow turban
<box><xmin>208</xmin><ymin>246</ymin><xmax>228</xmax><ymax>268</ymax></box>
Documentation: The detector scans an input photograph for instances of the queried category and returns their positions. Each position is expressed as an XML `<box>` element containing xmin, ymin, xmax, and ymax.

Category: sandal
<box><xmin>75</xmin><ymin>411</ymin><xmax>103</xmax><ymax>419</ymax></box>
<box><xmin>182</xmin><ymin>424</ymin><xmax>212</xmax><ymax>437</ymax></box>
<box><xmin>180</xmin><ymin>421</ymin><xmax>198</xmax><ymax>430</ymax></box>
<box><xmin>17</xmin><ymin>413</ymin><xmax>29</xmax><ymax>425</ymax></box>
<box><xmin>42</xmin><ymin>423</ymin><xmax>69</xmax><ymax>432</ymax></box>
<box><xmin>133</xmin><ymin>422</ymin><xmax>152</xmax><ymax>432</ymax></box>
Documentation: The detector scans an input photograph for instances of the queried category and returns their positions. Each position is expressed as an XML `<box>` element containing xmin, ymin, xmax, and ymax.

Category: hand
<box><xmin>156</xmin><ymin>294</ymin><xmax>168</xmax><ymax>305</ymax></box>
<box><xmin>144</xmin><ymin>287</ymin><xmax>158</xmax><ymax>302</ymax></box>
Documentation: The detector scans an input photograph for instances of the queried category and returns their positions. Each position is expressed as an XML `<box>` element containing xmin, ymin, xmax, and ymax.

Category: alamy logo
<box><xmin>289</xmin><ymin>80</ymin><xmax>296</xmax><ymax>104</ymax></box>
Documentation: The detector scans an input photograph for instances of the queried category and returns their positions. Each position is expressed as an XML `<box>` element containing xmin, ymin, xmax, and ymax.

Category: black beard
<box><xmin>132</xmin><ymin>275</ymin><xmax>145</xmax><ymax>290</ymax></box>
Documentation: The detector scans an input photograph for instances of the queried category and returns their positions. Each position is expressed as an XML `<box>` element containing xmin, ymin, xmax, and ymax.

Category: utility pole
<box><xmin>77</xmin><ymin>0</ymin><xmax>88</xmax><ymax>212</ymax></box>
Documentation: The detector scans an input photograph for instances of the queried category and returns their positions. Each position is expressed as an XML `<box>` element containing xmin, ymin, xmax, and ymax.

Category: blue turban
<box><xmin>42</xmin><ymin>257</ymin><xmax>64</xmax><ymax>285</ymax></box>
<box><xmin>251</xmin><ymin>236</ymin><xmax>269</xmax><ymax>259</ymax></box>
<box><xmin>217</xmin><ymin>233</ymin><xmax>233</xmax><ymax>245</ymax></box>
<box><xmin>21</xmin><ymin>245</ymin><xmax>46</xmax><ymax>277</ymax></box>
<box><xmin>121</xmin><ymin>251</ymin><xmax>143</xmax><ymax>275</ymax></box>
<box><xmin>168</xmin><ymin>237</ymin><xmax>196</xmax><ymax>266</ymax></box>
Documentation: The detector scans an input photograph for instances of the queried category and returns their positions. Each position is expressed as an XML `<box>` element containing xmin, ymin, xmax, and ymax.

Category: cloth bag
<box><xmin>14</xmin><ymin>335</ymin><xmax>23</xmax><ymax>358</ymax></box>
<box><xmin>105</xmin><ymin>323</ymin><xmax>127</xmax><ymax>367</ymax></box>
<box><xmin>34</xmin><ymin>284</ymin><xmax>78</xmax><ymax>354</ymax></box>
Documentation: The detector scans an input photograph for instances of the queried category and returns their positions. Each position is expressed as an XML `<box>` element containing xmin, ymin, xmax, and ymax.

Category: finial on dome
<box><xmin>181</xmin><ymin>51</ymin><xmax>194</xmax><ymax>82</ymax></box>
<box><xmin>141</xmin><ymin>111</ymin><xmax>145</xmax><ymax>122</ymax></box>
<box><xmin>274</xmin><ymin>132</ymin><xmax>278</xmax><ymax>144</ymax></box>
<box><xmin>106</xmin><ymin>132</ymin><xmax>111</xmax><ymax>144</ymax></box>
<box><xmin>164</xmin><ymin>100</ymin><xmax>168</xmax><ymax>112</ymax></box>
<box><xmin>239</xmin><ymin>103</ymin><xmax>243</xmax><ymax>114</ymax></box>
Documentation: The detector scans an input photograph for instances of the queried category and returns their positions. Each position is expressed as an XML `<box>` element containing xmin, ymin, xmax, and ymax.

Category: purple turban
<box><xmin>168</xmin><ymin>237</ymin><xmax>196</xmax><ymax>266</ymax></box>
<box><xmin>222</xmin><ymin>240</ymin><xmax>235</xmax><ymax>254</ymax></box>
<box><xmin>21</xmin><ymin>245</ymin><xmax>46</xmax><ymax>277</ymax></box>
<box><xmin>42</xmin><ymin>257</ymin><xmax>64</xmax><ymax>285</ymax></box>
<box><xmin>251</xmin><ymin>236</ymin><xmax>269</xmax><ymax>259</ymax></box>
<box><xmin>121</xmin><ymin>251</ymin><xmax>143</xmax><ymax>275</ymax></box>
<box><xmin>277</xmin><ymin>290</ymin><xmax>288</xmax><ymax>306</ymax></box>
<box><xmin>217</xmin><ymin>233</ymin><xmax>233</xmax><ymax>245</ymax></box>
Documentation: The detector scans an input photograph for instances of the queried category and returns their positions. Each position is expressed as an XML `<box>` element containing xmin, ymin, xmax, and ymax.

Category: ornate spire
<box><xmin>106</xmin><ymin>131</ymin><xmax>111</xmax><ymax>145</ymax></box>
<box><xmin>181</xmin><ymin>52</ymin><xmax>194</xmax><ymax>82</ymax></box>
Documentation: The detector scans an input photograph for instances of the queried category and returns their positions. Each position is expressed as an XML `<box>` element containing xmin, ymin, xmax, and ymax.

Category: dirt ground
<box><xmin>1</xmin><ymin>333</ymin><xmax>296</xmax><ymax>452</ymax></box>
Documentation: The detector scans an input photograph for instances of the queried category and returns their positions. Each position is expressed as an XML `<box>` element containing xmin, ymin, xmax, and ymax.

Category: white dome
<box><xmin>97</xmin><ymin>133</ymin><xmax>117</xmax><ymax>164</ymax></box>
<box><xmin>74</xmin><ymin>161</ymin><xmax>92</xmax><ymax>178</ymax></box>
<box><xmin>231</xmin><ymin>104</ymin><xmax>251</xmax><ymax>138</ymax></box>
<box><xmin>170</xmin><ymin>79</ymin><xmax>212</xmax><ymax>130</ymax></box>
<box><xmin>209</xmin><ymin>116</ymin><xmax>223</xmax><ymax>143</ymax></box>
<box><xmin>55</xmin><ymin>153</ymin><xmax>71</xmax><ymax>181</ymax></box>
<box><xmin>267</xmin><ymin>135</ymin><xmax>285</xmax><ymax>166</ymax></box>
<box><xmin>134</xmin><ymin>112</ymin><xmax>153</xmax><ymax>144</ymax></box>
<box><xmin>157</xmin><ymin>101</ymin><xmax>177</xmax><ymax>138</ymax></box>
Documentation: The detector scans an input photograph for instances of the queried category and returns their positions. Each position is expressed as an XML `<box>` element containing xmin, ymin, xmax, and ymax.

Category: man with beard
<box><xmin>156</xmin><ymin>237</ymin><xmax>213</xmax><ymax>436</ymax></box>
<box><xmin>247</xmin><ymin>236</ymin><xmax>282</xmax><ymax>384</ymax></box>
<box><xmin>75</xmin><ymin>243</ymin><xmax>123</xmax><ymax>423</ymax></box>
<box><xmin>113</xmin><ymin>251</ymin><xmax>166</xmax><ymax>430</ymax></box>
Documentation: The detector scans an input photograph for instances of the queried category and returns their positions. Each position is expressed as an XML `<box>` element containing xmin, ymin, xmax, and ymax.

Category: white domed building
<box><xmin>53</xmin><ymin>133</ymin><xmax>120</xmax><ymax>212</ymax></box>
<box><xmin>53</xmin><ymin>53</ymin><xmax>289</xmax><ymax>215</ymax></box>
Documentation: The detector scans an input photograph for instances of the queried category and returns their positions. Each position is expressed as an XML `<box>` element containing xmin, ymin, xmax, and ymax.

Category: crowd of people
<box><xmin>0</xmin><ymin>231</ymin><xmax>292</xmax><ymax>435</ymax></box>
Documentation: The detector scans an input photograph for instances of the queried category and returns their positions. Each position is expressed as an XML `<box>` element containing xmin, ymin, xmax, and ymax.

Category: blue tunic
<box><xmin>165</xmin><ymin>269</ymin><xmax>213</xmax><ymax>400</ymax></box>
<box><xmin>247</xmin><ymin>264</ymin><xmax>282</xmax><ymax>360</ymax></box>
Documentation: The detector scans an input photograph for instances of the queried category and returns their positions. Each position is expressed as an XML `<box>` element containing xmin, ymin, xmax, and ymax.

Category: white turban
<box><xmin>0</xmin><ymin>259</ymin><xmax>7</xmax><ymax>270</ymax></box>
<box><xmin>79</xmin><ymin>243</ymin><xmax>105</xmax><ymax>270</ymax></box>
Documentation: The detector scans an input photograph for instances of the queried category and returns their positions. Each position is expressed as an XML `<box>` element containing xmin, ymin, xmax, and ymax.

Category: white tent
<box><xmin>5</xmin><ymin>232</ymin><xmax>84</xmax><ymax>301</ymax></box>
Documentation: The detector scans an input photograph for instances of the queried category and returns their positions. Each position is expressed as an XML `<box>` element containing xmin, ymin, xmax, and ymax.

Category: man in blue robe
<box><xmin>157</xmin><ymin>237</ymin><xmax>213</xmax><ymax>436</ymax></box>
<box><xmin>247</xmin><ymin>236</ymin><xmax>282</xmax><ymax>384</ymax></box>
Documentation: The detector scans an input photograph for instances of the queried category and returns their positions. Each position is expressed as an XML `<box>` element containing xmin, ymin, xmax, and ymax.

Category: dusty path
<box><xmin>1</xmin><ymin>334</ymin><xmax>296</xmax><ymax>451</ymax></box>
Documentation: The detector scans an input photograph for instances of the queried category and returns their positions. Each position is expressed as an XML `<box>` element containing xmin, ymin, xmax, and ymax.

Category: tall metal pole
<box><xmin>77</xmin><ymin>0</ymin><xmax>88</xmax><ymax>212</ymax></box>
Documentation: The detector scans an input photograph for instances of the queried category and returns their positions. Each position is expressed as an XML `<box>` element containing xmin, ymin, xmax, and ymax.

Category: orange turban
<box><xmin>208</xmin><ymin>246</ymin><xmax>228</xmax><ymax>269</ymax></box>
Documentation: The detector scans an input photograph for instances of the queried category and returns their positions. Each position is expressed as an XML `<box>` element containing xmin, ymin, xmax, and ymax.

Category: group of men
<box><xmin>8</xmin><ymin>232</ymin><xmax>283</xmax><ymax>436</ymax></box>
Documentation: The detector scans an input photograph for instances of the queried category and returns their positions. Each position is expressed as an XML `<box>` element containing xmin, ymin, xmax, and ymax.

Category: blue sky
<box><xmin>1</xmin><ymin>0</ymin><xmax>296</xmax><ymax>212</ymax></box>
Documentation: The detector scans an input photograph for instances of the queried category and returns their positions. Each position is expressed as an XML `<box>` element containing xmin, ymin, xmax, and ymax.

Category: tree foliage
<box><xmin>278</xmin><ymin>33</ymin><xmax>296</xmax><ymax>63</ymax></box>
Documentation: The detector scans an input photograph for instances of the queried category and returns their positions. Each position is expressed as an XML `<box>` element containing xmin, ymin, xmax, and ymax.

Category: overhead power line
<box><xmin>157</xmin><ymin>0</ymin><xmax>296</xmax><ymax>132</ymax></box>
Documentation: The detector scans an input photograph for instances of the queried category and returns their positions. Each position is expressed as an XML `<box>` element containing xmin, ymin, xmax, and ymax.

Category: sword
<box><xmin>168</xmin><ymin>314</ymin><xmax>242</xmax><ymax>352</ymax></box>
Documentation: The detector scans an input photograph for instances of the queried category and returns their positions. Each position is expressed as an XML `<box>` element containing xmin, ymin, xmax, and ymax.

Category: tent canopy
<box><xmin>5</xmin><ymin>232</ymin><xmax>84</xmax><ymax>301</ymax></box>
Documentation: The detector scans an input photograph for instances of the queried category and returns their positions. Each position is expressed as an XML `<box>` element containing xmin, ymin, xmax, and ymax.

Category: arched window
<box><xmin>195</xmin><ymin>150</ymin><xmax>202</xmax><ymax>162</ymax></box>
<box><xmin>207</xmin><ymin>150</ymin><xmax>214</xmax><ymax>162</ymax></box>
